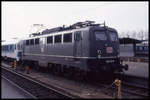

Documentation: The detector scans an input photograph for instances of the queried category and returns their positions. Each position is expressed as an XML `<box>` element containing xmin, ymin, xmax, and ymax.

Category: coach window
<box><xmin>47</xmin><ymin>36</ymin><xmax>53</xmax><ymax>44</ymax></box>
<box><xmin>139</xmin><ymin>46</ymin><xmax>143</xmax><ymax>51</ymax></box>
<box><xmin>63</xmin><ymin>33</ymin><xmax>72</xmax><ymax>43</ymax></box>
<box><xmin>11</xmin><ymin>45</ymin><xmax>13</xmax><ymax>52</ymax></box>
<box><xmin>26</xmin><ymin>40</ymin><xmax>29</xmax><ymax>45</ymax></box>
<box><xmin>144</xmin><ymin>46</ymin><xmax>148</xmax><ymax>51</ymax></box>
<box><xmin>9</xmin><ymin>45</ymin><xmax>11</xmax><ymax>51</ymax></box>
<box><xmin>2</xmin><ymin>46</ymin><xmax>3</xmax><ymax>51</ymax></box>
<box><xmin>14</xmin><ymin>44</ymin><xmax>16</xmax><ymax>50</ymax></box>
<box><xmin>3</xmin><ymin>46</ymin><xmax>5</xmax><ymax>51</ymax></box>
<box><xmin>35</xmin><ymin>38</ymin><xmax>39</xmax><ymax>45</ymax></box>
<box><xmin>6</xmin><ymin>46</ymin><xmax>7</xmax><ymax>51</ymax></box>
<box><xmin>5</xmin><ymin>46</ymin><xmax>7</xmax><ymax>51</ymax></box>
<box><xmin>9</xmin><ymin>45</ymin><xmax>12</xmax><ymax>52</ymax></box>
<box><xmin>136</xmin><ymin>46</ymin><xmax>138</xmax><ymax>50</ymax></box>
<box><xmin>6</xmin><ymin>45</ymin><xmax>8</xmax><ymax>51</ymax></box>
<box><xmin>17</xmin><ymin>44</ymin><xmax>19</xmax><ymax>50</ymax></box>
<box><xmin>30</xmin><ymin>39</ymin><xmax>34</xmax><ymax>45</ymax></box>
<box><xmin>11</xmin><ymin>45</ymin><xmax>14</xmax><ymax>52</ymax></box>
<box><xmin>12</xmin><ymin>45</ymin><xmax>14</xmax><ymax>51</ymax></box>
<box><xmin>4</xmin><ymin>46</ymin><xmax>5</xmax><ymax>51</ymax></box>
<box><xmin>8</xmin><ymin>45</ymin><xmax>10</xmax><ymax>51</ymax></box>
<box><xmin>4</xmin><ymin>46</ymin><xmax>6</xmax><ymax>51</ymax></box>
<box><xmin>95</xmin><ymin>31</ymin><xmax>107</xmax><ymax>41</ymax></box>
<box><xmin>54</xmin><ymin>35</ymin><xmax>61</xmax><ymax>43</ymax></box>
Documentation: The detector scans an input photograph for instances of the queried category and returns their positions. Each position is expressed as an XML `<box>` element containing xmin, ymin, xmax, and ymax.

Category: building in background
<box><xmin>119</xmin><ymin>38</ymin><xmax>149</xmax><ymax>57</ymax></box>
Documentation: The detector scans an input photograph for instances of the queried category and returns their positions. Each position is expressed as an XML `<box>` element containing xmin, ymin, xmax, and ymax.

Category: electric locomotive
<box><xmin>22</xmin><ymin>21</ymin><xmax>128</xmax><ymax>76</ymax></box>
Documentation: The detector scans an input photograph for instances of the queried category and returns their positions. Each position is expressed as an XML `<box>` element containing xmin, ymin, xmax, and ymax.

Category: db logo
<box><xmin>41</xmin><ymin>48</ymin><xmax>44</xmax><ymax>52</ymax></box>
<box><xmin>106</xmin><ymin>47</ymin><xmax>113</xmax><ymax>53</ymax></box>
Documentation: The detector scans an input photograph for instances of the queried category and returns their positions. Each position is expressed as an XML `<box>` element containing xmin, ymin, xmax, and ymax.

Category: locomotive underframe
<box><xmin>22</xmin><ymin>54</ymin><xmax>124</xmax><ymax>74</ymax></box>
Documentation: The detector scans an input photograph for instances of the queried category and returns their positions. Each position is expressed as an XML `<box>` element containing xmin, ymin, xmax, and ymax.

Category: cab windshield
<box><xmin>109</xmin><ymin>31</ymin><xmax>118</xmax><ymax>42</ymax></box>
<box><xmin>95</xmin><ymin>31</ymin><xmax>107</xmax><ymax>41</ymax></box>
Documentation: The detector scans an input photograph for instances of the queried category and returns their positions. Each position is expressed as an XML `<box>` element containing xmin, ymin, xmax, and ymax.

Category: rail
<box><xmin>2</xmin><ymin>61</ymin><xmax>148</xmax><ymax>98</ymax></box>
<box><xmin>115</xmin><ymin>73</ymin><xmax>149</xmax><ymax>98</ymax></box>
<box><xmin>91</xmin><ymin>73</ymin><xmax>149</xmax><ymax>98</ymax></box>
<box><xmin>2</xmin><ymin>66</ymin><xmax>77</xmax><ymax>99</ymax></box>
<box><xmin>120</xmin><ymin>56</ymin><xmax>148</xmax><ymax>62</ymax></box>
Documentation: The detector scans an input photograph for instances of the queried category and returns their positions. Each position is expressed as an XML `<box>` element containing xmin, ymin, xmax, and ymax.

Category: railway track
<box><xmin>2</xmin><ymin>61</ymin><xmax>149</xmax><ymax>98</ymax></box>
<box><xmin>120</xmin><ymin>57</ymin><xmax>148</xmax><ymax>62</ymax></box>
<box><xmin>95</xmin><ymin>73</ymin><xmax>149</xmax><ymax>98</ymax></box>
<box><xmin>2</xmin><ymin>62</ymin><xmax>113</xmax><ymax>99</ymax></box>
<box><xmin>2</xmin><ymin>66</ymin><xmax>76</xmax><ymax>99</ymax></box>
<box><xmin>120</xmin><ymin>74</ymin><xmax>149</xmax><ymax>98</ymax></box>
<box><xmin>2</xmin><ymin>75</ymin><xmax>36</xmax><ymax>98</ymax></box>
<box><xmin>93</xmin><ymin>80</ymin><xmax>149</xmax><ymax>98</ymax></box>
<box><xmin>121</xmin><ymin>82</ymin><xmax>149</xmax><ymax>98</ymax></box>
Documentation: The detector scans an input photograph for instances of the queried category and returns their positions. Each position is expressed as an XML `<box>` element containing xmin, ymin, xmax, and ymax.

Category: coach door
<box><xmin>40</xmin><ymin>37</ymin><xmax>46</xmax><ymax>54</ymax></box>
<box><xmin>39</xmin><ymin>37</ymin><xmax>47</xmax><ymax>67</ymax></box>
<box><xmin>74</xmin><ymin>31</ymin><xmax>83</xmax><ymax>57</ymax></box>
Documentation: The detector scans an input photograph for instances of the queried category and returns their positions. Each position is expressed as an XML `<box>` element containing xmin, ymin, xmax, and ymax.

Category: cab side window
<box><xmin>54</xmin><ymin>35</ymin><xmax>61</xmax><ymax>43</ymax></box>
<box><xmin>63</xmin><ymin>33</ymin><xmax>72</xmax><ymax>43</ymax></box>
<box><xmin>35</xmin><ymin>38</ymin><xmax>39</xmax><ymax>45</ymax></box>
<box><xmin>26</xmin><ymin>40</ymin><xmax>29</xmax><ymax>45</ymax></box>
<box><xmin>47</xmin><ymin>36</ymin><xmax>53</xmax><ymax>44</ymax></box>
<box><xmin>30</xmin><ymin>39</ymin><xmax>34</xmax><ymax>45</ymax></box>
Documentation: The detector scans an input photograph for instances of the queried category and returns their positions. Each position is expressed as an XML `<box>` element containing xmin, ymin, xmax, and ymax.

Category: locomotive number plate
<box><xmin>106</xmin><ymin>47</ymin><xmax>113</xmax><ymax>53</ymax></box>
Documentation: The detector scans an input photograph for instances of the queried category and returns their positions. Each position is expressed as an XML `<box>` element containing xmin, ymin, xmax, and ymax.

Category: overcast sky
<box><xmin>2</xmin><ymin>1</ymin><xmax>149</xmax><ymax>41</ymax></box>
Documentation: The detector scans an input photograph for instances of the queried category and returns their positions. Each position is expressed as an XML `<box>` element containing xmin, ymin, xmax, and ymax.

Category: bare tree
<box><xmin>119</xmin><ymin>30</ymin><xmax>148</xmax><ymax>40</ymax></box>
<box><xmin>125</xmin><ymin>31</ymin><xmax>130</xmax><ymax>38</ymax></box>
<box><xmin>138</xmin><ymin>30</ymin><xmax>144</xmax><ymax>40</ymax></box>
<box><xmin>131</xmin><ymin>30</ymin><xmax>137</xmax><ymax>39</ymax></box>
<box><xmin>119</xmin><ymin>32</ymin><xmax>125</xmax><ymax>38</ymax></box>
<box><xmin>144</xmin><ymin>30</ymin><xmax>148</xmax><ymax>40</ymax></box>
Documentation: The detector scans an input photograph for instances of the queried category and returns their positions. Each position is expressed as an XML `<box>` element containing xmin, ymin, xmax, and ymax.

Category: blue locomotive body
<box><xmin>21</xmin><ymin>21</ymin><xmax>128</xmax><ymax>74</ymax></box>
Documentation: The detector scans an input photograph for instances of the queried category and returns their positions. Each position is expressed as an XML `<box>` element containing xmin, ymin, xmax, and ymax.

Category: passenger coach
<box><xmin>2</xmin><ymin>40</ymin><xmax>23</xmax><ymax>62</ymax></box>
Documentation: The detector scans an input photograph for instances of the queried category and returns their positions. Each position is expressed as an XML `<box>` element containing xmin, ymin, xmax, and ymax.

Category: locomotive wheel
<box><xmin>53</xmin><ymin>64</ymin><xmax>60</xmax><ymax>76</ymax></box>
<box><xmin>53</xmin><ymin>64</ymin><xmax>57</xmax><ymax>75</ymax></box>
<box><xmin>48</xmin><ymin>63</ymin><xmax>53</xmax><ymax>74</ymax></box>
<box><xmin>71</xmin><ymin>67</ymin><xmax>77</xmax><ymax>79</ymax></box>
<box><xmin>74</xmin><ymin>68</ymin><xmax>82</xmax><ymax>80</ymax></box>
<box><xmin>51</xmin><ymin>65</ymin><xmax>55</xmax><ymax>75</ymax></box>
<box><xmin>54</xmin><ymin>64</ymin><xmax>61</xmax><ymax>76</ymax></box>
<box><xmin>36</xmin><ymin>65</ymin><xmax>40</xmax><ymax>71</ymax></box>
<box><xmin>58</xmin><ymin>64</ymin><xmax>62</xmax><ymax>75</ymax></box>
<box><xmin>67</xmin><ymin>67</ymin><xmax>73</xmax><ymax>78</ymax></box>
<box><xmin>78</xmin><ymin>70</ymin><xmax>87</xmax><ymax>81</ymax></box>
<box><xmin>34</xmin><ymin>62</ymin><xmax>40</xmax><ymax>71</ymax></box>
<box><xmin>62</xmin><ymin>65</ymin><xmax>70</xmax><ymax>78</ymax></box>
<box><xmin>81</xmin><ymin>71</ymin><xmax>87</xmax><ymax>81</ymax></box>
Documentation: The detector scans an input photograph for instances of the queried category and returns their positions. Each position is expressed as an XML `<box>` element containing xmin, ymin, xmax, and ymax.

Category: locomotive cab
<box><xmin>88</xmin><ymin>26</ymin><xmax>128</xmax><ymax>73</ymax></box>
<box><xmin>90</xmin><ymin>27</ymin><xmax>119</xmax><ymax>58</ymax></box>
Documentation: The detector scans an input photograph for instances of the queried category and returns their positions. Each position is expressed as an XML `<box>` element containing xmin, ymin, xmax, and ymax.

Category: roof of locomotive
<box><xmin>23</xmin><ymin>25</ymin><xmax>117</xmax><ymax>40</ymax></box>
<box><xmin>23</xmin><ymin>26</ymin><xmax>90</xmax><ymax>40</ymax></box>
